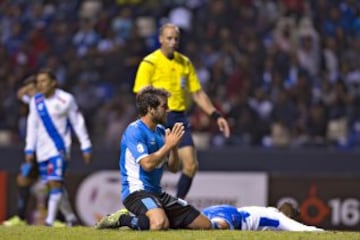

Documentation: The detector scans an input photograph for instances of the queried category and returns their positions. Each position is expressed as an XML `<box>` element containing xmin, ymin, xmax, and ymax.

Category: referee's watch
<box><xmin>210</xmin><ymin>111</ymin><xmax>222</xmax><ymax>121</ymax></box>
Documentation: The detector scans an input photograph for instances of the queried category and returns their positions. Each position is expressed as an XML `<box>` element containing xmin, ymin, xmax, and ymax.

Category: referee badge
<box><xmin>180</xmin><ymin>76</ymin><xmax>187</xmax><ymax>89</ymax></box>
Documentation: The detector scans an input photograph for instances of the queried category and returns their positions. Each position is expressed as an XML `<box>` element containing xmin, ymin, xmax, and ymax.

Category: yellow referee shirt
<box><xmin>133</xmin><ymin>49</ymin><xmax>201</xmax><ymax>111</ymax></box>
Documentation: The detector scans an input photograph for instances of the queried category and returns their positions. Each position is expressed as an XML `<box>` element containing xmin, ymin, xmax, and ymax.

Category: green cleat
<box><xmin>53</xmin><ymin>220</ymin><xmax>66</xmax><ymax>227</ymax></box>
<box><xmin>95</xmin><ymin>209</ymin><xmax>129</xmax><ymax>229</ymax></box>
<box><xmin>2</xmin><ymin>216</ymin><xmax>27</xmax><ymax>227</ymax></box>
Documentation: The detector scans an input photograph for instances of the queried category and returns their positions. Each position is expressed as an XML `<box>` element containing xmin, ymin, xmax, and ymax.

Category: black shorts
<box><xmin>123</xmin><ymin>190</ymin><xmax>200</xmax><ymax>229</ymax></box>
<box><xmin>166</xmin><ymin>111</ymin><xmax>194</xmax><ymax>147</ymax></box>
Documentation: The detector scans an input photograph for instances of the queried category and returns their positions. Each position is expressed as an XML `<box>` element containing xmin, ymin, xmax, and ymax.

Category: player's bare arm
<box><xmin>17</xmin><ymin>85</ymin><xmax>30</xmax><ymax>101</ymax></box>
<box><xmin>167</xmin><ymin>147</ymin><xmax>180</xmax><ymax>173</ymax></box>
<box><xmin>192</xmin><ymin>90</ymin><xmax>231</xmax><ymax>138</ymax></box>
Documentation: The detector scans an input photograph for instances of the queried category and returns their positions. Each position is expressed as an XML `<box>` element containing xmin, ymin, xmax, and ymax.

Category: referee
<box><xmin>133</xmin><ymin>23</ymin><xmax>230</xmax><ymax>199</ymax></box>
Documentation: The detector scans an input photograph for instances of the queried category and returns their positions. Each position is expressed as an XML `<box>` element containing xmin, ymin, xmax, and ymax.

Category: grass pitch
<box><xmin>0</xmin><ymin>226</ymin><xmax>359</xmax><ymax>240</ymax></box>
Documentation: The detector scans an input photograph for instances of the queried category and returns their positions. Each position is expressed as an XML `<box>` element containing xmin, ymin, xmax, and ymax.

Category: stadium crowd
<box><xmin>1</xmin><ymin>0</ymin><xmax>360</xmax><ymax>149</ymax></box>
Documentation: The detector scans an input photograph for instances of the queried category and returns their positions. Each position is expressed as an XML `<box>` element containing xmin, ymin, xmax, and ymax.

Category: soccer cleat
<box><xmin>53</xmin><ymin>220</ymin><xmax>66</xmax><ymax>227</ymax></box>
<box><xmin>2</xmin><ymin>216</ymin><xmax>27</xmax><ymax>226</ymax></box>
<box><xmin>95</xmin><ymin>208</ymin><xmax>129</xmax><ymax>229</ymax></box>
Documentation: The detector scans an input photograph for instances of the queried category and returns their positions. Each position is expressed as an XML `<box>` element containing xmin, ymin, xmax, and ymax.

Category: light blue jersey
<box><xmin>120</xmin><ymin>119</ymin><xmax>167</xmax><ymax>200</ymax></box>
<box><xmin>202</xmin><ymin>205</ymin><xmax>323</xmax><ymax>231</ymax></box>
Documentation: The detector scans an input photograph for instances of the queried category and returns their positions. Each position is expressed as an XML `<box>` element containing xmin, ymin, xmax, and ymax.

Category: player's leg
<box><xmin>3</xmin><ymin>163</ymin><xmax>38</xmax><ymax>226</ymax></box>
<box><xmin>276</xmin><ymin>211</ymin><xmax>324</xmax><ymax>231</ymax></box>
<box><xmin>262</xmin><ymin>207</ymin><xmax>323</xmax><ymax>231</ymax></box>
<box><xmin>43</xmin><ymin>156</ymin><xmax>65</xmax><ymax>226</ymax></box>
<box><xmin>17</xmin><ymin>162</ymin><xmax>37</xmax><ymax>220</ymax></box>
<box><xmin>58</xmin><ymin>187</ymin><xmax>78</xmax><ymax>226</ymax></box>
<box><xmin>123</xmin><ymin>191</ymin><xmax>169</xmax><ymax>230</ymax></box>
<box><xmin>31</xmin><ymin>180</ymin><xmax>48</xmax><ymax>210</ymax></box>
<box><xmin>144</xmin><ymin>208</ymin><xmax>169</xmax><ymax>230</ymax></box>
<box><xmin>96</xmin><ymin>191</ymin><xmax>168</xmax><ymax>230</ymax></box>
<box><xmin>166</xmin><ymin>112</ymin><xmax>197</xmax><ymax>199</ymax></box>
<box><xmin>45</xmin><ymin>180</ymin><xmax>63</xmax><ymax>226</ymax></box>
<box><xmin>186</xmin><ymin>213</ymin><xmax>212</xmax><ymax>229</ymax></box>
<box><xmin>177</xmin><ymin>146</ymin><xmax>198</xmax><ymax>199</ymax></box>
<box><xmin>159</xmin><ymin>192</ymin><xmax>211</xmax><ymax>230</ymax></box>
<box><xmin>55</xmin><ymin>160</ymin><xmax>78</xmax><ymax>226</ymax></box>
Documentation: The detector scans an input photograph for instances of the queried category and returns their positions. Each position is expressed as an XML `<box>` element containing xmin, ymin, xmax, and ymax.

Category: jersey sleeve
<box><xmin>25</xmin><ymin>98</ymin><xmax>38</xmax><ymax>154</ymax></box>
<box><xmin>21</xmin><ymin>94</ymin><xmax>31</xmax><ymax>104</ymax></box>
<box><xmin>67</xmin><ymin>95</ymin><xmax>92</xmax><ymax>152</ymax></box>
<box><xmin>133</xmin><ymin>59</ymin><xmax>155</xmax><ymax>93</ymax></box>
<box><xmin>186</xmin><ymin>58</ymin><xmax>202</xmax><ymax>93</ymax></box>
<box><xmin>124</xmin><ymin>126</ymin><xmax>149</xmax><ymax>163</ymax></box>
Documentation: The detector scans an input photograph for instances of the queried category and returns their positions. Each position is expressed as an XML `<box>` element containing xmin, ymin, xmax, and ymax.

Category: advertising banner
<box><xmin>269</xmin><ymin>176</ymin><xmax>360</xmax><ymax>231</ymax></box>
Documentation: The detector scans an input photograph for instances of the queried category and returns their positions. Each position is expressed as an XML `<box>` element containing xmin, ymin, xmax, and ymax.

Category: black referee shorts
<box><xmin>166</xmin><ymin>111</ymin><xmax>194</xmax><ymax>147</ymax></box>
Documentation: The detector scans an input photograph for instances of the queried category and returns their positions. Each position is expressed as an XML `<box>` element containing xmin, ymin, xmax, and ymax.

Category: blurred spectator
<box><xmin>248</xmin><ymin>87</ymin><xmax>273</xmax><ymax>146</ymax></box>
<box><xmin>72</xmin><ymin>18</ymin><xmax>100</xmax><ymax>56</ymax></box>
<box><xmin>270</xmin><ymin>88</ymin><xmax>297</xmax><ymax>147</ymax></box>
<box><xmin>306</xmin><ymin>103</ymin><xmax>327</xmax><ymax>147</ymax></box>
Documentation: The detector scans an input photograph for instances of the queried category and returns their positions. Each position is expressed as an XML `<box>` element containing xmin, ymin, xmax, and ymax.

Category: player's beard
<box><xmin>152</xmin><ymin>112</ymin><xmax>167</xmax><ymax>125</ymax></box>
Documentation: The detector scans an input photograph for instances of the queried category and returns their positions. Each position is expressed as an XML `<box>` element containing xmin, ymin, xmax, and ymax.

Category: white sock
<box><xmin>45</xmin><ymin>190</ymin><xmax>63</xmax><ymax>225</ymax></box>
<box><xmin>59</xmin><ymin>189</ymin><xmax>77</xmax><ymax>223</ymax></box>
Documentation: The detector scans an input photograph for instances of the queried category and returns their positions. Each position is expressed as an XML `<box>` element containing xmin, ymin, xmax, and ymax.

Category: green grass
<box><xmin>0</xmin><ymin>226</ymin><xmax>359</xmax><ymax>240</ymax></box>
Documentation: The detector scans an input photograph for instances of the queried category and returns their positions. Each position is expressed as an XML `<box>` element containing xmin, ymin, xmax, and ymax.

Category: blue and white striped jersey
<box><xmin>25</xmin><ymin>89</ymin><xmax>92</xmax><ymax>162</ymax></box>
<box><xmin>202</xmin><ymin>205</ymin><xmax>243</xmax><ymax>229</ymax></box>
<box><xmin>120</xmin><ymin>119</ymin><xmax>167</xmax><ymax>200</ymax></box>
<box><xmin>202</xmin><ymin>205</ymin><xmax>323</xmax><ymax>231</ymax></box>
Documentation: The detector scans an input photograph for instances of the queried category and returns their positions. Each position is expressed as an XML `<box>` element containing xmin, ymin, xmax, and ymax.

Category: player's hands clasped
<box><xmin>165</xmin><ymin>122</ymin><xmax>185</xmax><ymax>149</ymax></box>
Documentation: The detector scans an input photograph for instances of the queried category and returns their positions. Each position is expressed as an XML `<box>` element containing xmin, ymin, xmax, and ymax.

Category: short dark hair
<box><xmin>278</xmin><ymin>202</ymin><xmax>301</xmax><ymax>221</ymax></box>
<box><xmin>136</xmin><ymin>86</ymin><xmax>170</xmax><ymax>116</ymax></box>
<box><xmin>37</xmin><ymin>68</ymin><xmax>57</xmax><ymax>81</ymax></box>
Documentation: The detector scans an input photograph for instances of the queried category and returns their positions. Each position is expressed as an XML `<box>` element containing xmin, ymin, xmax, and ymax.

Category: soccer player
<box><xmin>133</xmin><ymin>23</ymin><xmax>230</xmax><ymax>199</ymax></box>
<box><xmin>95</xmin><ymin>86</ymin><xmax>211</xmax><ymax>230</ymax></box>
<box><xmin>202</xmin><ymin>204</ymin><xmax>324</xmax><ymax>231</ymax></box>
<box><xmin>24</xmin><ymin>69</ymin><xmax>92</xmax><ymax>226</ymax></box>
<box><xmin>3</xmin><ymin>76</ymin><xmax>37</xmax><ymax>226</ymax></box>
<box><xmin>4</xmin><ymin>75</ymin><xmax>50</xmax><ymax>226</ymax></box>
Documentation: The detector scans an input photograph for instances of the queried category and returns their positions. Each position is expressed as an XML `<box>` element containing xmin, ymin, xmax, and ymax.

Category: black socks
<box><xmin>176</xmin><ymin>173</ymin><xmax>193</xmax><ymax>199</ymax></box>
<box><xmin>120</xmin><ymin>214</ymin><xmax>150</xmax><ymax>230</ymax></box>
<box><xmin>17</xmin><ymin>186</ymin><xmax>30</xmax><ymax>220</ymax></box>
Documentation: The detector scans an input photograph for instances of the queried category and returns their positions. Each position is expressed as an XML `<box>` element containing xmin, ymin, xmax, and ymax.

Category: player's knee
<box><xmin>188</xmin><ymin>214</ymin><xmax>212</xmax><ymax>229</ymax></box>
<box><xmin>149</xmin><ymin>216</ymin><xmax>169</xmax><ymax>230</ymax></box>
<box><xmin>182</xmin><ymin>161</ymin><xmax>198</xmax><ymax>176</ymax></box>
<box><xmin>16</xmin><ymin>175</ymin><xmax>31</xmax><ymax>187</ymax></box>
<box><xmin>48</xmin><ymin>180</ymin><xmax>62</xmax><ymax>189</ymax></box>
